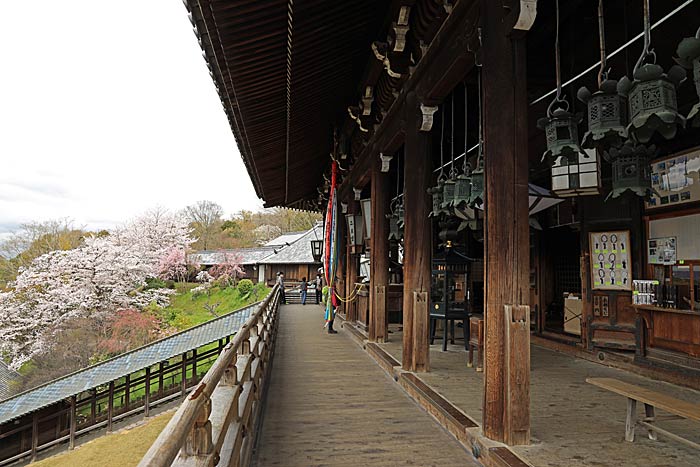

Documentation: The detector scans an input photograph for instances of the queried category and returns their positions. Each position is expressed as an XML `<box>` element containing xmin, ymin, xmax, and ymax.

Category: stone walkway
<box><xmin>252</xmin><ymin>304</ymin><xmax>477</xmax><ymax>467</ymax></box>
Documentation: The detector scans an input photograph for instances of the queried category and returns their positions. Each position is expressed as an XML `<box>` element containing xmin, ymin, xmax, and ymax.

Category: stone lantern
<box><xmin>676</xmin><ymin>28</ymin><xmax>700</xmax><ymax>127</ymax></box>
<box><xmin>617</xmin><ymin>63</ymin><xmax>686</xmax><ymax>143</ymax></box>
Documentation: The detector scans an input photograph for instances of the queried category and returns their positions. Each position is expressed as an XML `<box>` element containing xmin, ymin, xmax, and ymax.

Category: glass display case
<box><xmin>430</xmin><ymin>248</ymin><xmax>475</xmax><ymax>351</ymax></box>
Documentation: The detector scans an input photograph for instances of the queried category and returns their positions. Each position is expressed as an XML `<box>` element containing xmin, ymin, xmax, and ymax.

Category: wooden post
<box><xmin>30</xmin><ymin>411</ymin><xmax>38</xmax><ymax>462</ymax></box>
<box><xmin>124</xmin><ymin>374</ymin><xmax>131</xmax><ymax>412</ymax></box>
<box><xmin>69</xmin><ymin>395</ymin><xmax>77</xmax><ymax>450</ymax></box>
<box><xmin>90</xmin><ymin>389</ymin><xmax>96</xmax><ymax>425</ymax></box>
<box><xmin>192</xmin><ymin>348</ymin><xmax>198</xmax><ymax>381</ymax></box>
<box><xmin>481</xmin><ymin>0</ymin><xmax>531</xmax><ymax>445</ymax></box>
<box><xmin>346</xmin><ymin>201</ymin><xmax>360</xmax><ymax>322</ymax></box>
<box><xmin>144</xmin><ymin>367</ymin><xmax>151</xmax><ymax>418</ymax></box>
<box><xmin>370</xmin><ymin>156</ymin><xmax>390</xmax><ymax>342</ymax></box>
<box><xmin>107</xmin><ymin>381</ymin><xmax>115</xmax><ymax>433</ymax></box>
<box><xmin>158</xmin><ymin>361</ymin><xmax>164</xmax><ymax>397</ymax></box>
<box><xmin>181</xmin><ymin>352</ymin><xmax>188</xmax><ymax>396</ymax></box>
<box><xmin>403</xmin><ymin>91</ymin><xmax>432</xmax><ymax>372</ymax></box>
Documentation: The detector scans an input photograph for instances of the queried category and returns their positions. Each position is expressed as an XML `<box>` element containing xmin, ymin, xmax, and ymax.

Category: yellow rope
<box><xmin>334</xmin><ymin>283</ymin><xmax>363</xmax><ymax>303</ymax></box>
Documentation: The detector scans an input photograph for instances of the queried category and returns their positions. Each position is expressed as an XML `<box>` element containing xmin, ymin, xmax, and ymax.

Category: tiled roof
<box><xmin>0</xmin><ymin>302</ymin><xmax>260</xmax><ymax>424</ymax></box>
<box><xmin>264</xmin><ymin>231</ymin><xmax>306</xmax><ymax>247</ymax></box>
<box><xmin>259</xmin><ymin>223</ymin><xmax>323</xmax><ymax>265</ymax></box>
<box><xmin>0</xmin><ymin>362</ymin><xmax>19</xmax><ymax>402</ymax></box>
<box><xmin>191</xmin><ymin>247</ymin><xmax>275</xmax><ymax>266</ymax></box>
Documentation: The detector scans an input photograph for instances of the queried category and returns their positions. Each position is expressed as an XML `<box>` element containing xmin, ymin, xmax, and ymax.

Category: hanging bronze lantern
<box><xmin>537</xmin><ymin>107</ymin><xmax>585</xmax><ymax>162</ymax></box>
<box><xmin>387</xmin><ymin>211</ymin><xmax>400</xmax><ymax>240</ymax></box>
<box><xmin>618</xmin><ymin>64</ymin><xmax>687</xmax><ymax>143</ymax></box>
<box><xmin>604</xmin><ymin>141</ymin><xmax>656</xmax><ymax>200</ymax></box>
<box><xmin>441</xmin><ymin>178</ymin><xmax>456</xmax><ymax>211</ymax></box>
<box><xmin>617</xmin><ymin>0</ymin><xmax>686</xmax><ymax>143</ymax></box>
<box><xmin>453</xmin><ymin>171</ymin><xmax>472</xmax><ymax>208</ymax></box>
<box><xmin>429</xmin><ymin>181</ymin><xmax>444</xmax><ymax>217</ymax></box>
<box><xmin>676</xmin><ymin>27</ymin><xmax>700</xmax><ymax>127</ymax></box>
<box><xmin>578</xmin><ymin>79</ymin><xmax>627</xmax><ymax>150</ymax></box>
<box><xmin>577</xmin><ymin>1</ymin><xmax>627</xmax><ymax>151</ymax></box>
<box><xmin>468</xmin><ymin>158</ymin><xmax>484</xmax><ymax>207</ymax></box>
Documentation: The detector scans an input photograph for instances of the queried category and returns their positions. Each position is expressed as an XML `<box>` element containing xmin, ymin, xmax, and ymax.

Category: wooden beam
<box><xmin>370</xmin><ymin>156</ymin><xmax>391</xmax><ymax>342</ymax></box>
<box><xmin>90</xmin><ymin>388</ymin><xmax>96</xmax><ymax>425</ymax></box>
<box><xmin>124</xmin><ymin>374</ymin><xmax>131</xmax><ymax>412</ymax></box>
<box><xmin>403</xmin><ymin>91</ymin><xmax>432</xmax><ymax>372</ymax></box>
<box><xmin>481</xmin><ymin>0</ymin><xmax>531</xmax><ymax>446</ymax></box>
<box><xmin>181</xmin><ymin>352</ymin><xmax>188</xmax><ymax>396</ymax></box>
<box><xmin>69</xmin><ymin>395</ymin><xmax>77</xmax><ymax>450</ymax></box>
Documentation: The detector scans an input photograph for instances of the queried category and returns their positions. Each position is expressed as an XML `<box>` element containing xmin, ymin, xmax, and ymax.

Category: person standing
<box><xmin>277</xmin><ymin>272</ymin><xmax>286</xmax><ymax>304</ymax></box>
<box><xmin>300</xmin><ymin>277</ymin><xmax>308</xmax><ymax>305</ymax></box>
<box><xmin>315</xmin><ymin>273</ymin><xmax>323</xmax><ymax>304</ymax></box>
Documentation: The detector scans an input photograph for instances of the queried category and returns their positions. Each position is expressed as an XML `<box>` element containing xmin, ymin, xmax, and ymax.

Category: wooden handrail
<box><xmin>138</xmin><ymin>284</ymin><xmax>281</xmax><ymax>467</ymax></box>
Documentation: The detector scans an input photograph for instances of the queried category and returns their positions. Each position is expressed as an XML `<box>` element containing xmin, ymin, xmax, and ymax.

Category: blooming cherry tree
<box><xmin>0</xmin><ymin>209</ymin><xmax>195</xmax><ymax>368</ymax></box>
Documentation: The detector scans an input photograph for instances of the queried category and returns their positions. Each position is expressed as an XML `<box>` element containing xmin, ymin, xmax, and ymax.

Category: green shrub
<box><xmin>237</xmin><ymin>279</ymin><xmax>254</xmax><ymax>295</ymax></box>
<box><xmin>145</xmin><ymin>277</ymin><xmax>167</xmax><ymax>290</ymax></box>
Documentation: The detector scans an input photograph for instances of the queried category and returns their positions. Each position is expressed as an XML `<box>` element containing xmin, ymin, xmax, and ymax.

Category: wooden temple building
<box><xmin>6</xmin><ymin>0</ymin><xmax>700</xmax><ymax>466</ymax></box>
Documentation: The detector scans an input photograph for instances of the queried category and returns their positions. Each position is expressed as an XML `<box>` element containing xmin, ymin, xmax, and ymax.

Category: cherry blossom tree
<box><xmin>209</xmin><ymin>252</ymin><xmax>245</xmax><ymax>286</ymax></box>
<box><xmin>0</xmin><ymin>209</ymin><xmax>194</xmax><ymax>369</ymax></box>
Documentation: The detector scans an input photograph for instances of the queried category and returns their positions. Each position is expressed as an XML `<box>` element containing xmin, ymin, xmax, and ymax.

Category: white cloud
<box><xmin>0</xmin><ymin>1</ymin><xmax>263</xmax><ymax>236</ymax></box>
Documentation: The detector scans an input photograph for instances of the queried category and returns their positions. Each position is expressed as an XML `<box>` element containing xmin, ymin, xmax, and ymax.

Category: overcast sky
<box><xmin>0</xmin><ymin>1</ymin><xmax>263</xmax><ymax>237</ymax></box>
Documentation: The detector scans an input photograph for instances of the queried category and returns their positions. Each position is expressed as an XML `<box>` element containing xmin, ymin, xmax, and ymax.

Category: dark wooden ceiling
<box><xmin>186</xmin><ymin>0</ymin><xmax>393</xmax><ymax>207</ymax></box>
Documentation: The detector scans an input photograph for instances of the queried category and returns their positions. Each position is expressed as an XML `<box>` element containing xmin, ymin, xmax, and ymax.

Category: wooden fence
<box><xmin>138</xmin><ymin>284</ymin><xmax>281</xmax><ymax>467</ymax></box>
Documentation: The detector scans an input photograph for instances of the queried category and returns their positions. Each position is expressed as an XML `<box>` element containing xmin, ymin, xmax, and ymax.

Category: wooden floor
<box><xmin>379</xmin><ymin>324</ymin><xmax>700</xmax><ymax>467</ymax></box>
<box><xmin>251</xmin><ymin>305</ymin><xmax>478</xmax><ymax>467</ymax></box>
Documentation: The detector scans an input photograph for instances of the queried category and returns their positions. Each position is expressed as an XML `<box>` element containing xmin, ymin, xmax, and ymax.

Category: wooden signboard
<box><xmin>589</xmin><ymin>230</ymin><xmax>632</xmax><ymax>291</ymax></box>
<box><xmin>646</xmin><ymin>147</ymin><xmax>700</xmax><ymax>210</ymax></box>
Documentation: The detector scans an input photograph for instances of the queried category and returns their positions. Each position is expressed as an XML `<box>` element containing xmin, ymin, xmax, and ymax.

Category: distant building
<box><xmin>190</xmin><ymin>222</ymin><xmax>323</xmax><ymax>284</ymax></box>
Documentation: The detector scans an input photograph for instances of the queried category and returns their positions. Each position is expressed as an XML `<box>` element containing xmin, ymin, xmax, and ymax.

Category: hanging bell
<box><xmin>577</xmin><ymin>79</ymin><xmax>628</xmax><ymax>150</ymax></box>
<box><xmin>617</xmin><ymin>63</ymin><xmax>686</xmax><ymax>143</ymax></box>
<box><xmin>429</xmin><ymin>181</ymin><xmax>445</xmax><ymax>217</ymax></box>
<box><xmin>676</xmin><ymin>28</ymin><xmax>700</xmax><ymax>127</ymax></box>
<box><xmin>604</xmin><ymin>141</ymin><xmax>656</xmax><ymax>200</ymax></box>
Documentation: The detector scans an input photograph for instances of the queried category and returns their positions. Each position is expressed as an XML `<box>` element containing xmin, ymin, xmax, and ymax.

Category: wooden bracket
<box><xmin>513</xmin><ymin>0</ymin><xmax>537</xmax><ymax>31</ymax></box>
<box><xmin>361</xmin><ymin>86</ymin><xmax>374</xmax><ymax>116</ymax></box>
<box><xmin>419</xmin><ymin>104</ymin><xmax>438</xmax><ymax>131</ymax></box>
<box><xmin>379</xmin><ymin>153</ymin><xmax>393</xmax><ymax>172</ymax></box>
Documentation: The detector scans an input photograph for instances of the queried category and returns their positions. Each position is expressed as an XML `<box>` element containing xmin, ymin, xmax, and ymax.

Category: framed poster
<box><xmin>646</xmin><ymin>147</ymin><xmax>700</xmax><ymax>209</ymax></box>
<box><xmin>648</xmin><ymin>237</ymin><xmax>677</xmax><ymax>265</ymax></box>
<box><xmin>589</xmin><ymin>230</ymin><xmax>632</xmax><ymax>291</ymax></box>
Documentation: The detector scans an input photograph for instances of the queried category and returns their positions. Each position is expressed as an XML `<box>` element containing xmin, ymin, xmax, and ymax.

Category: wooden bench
<box><xmin>586</xmin><ymin>377</ymin><xmax>700</xmax><ymax>450</ymax></box>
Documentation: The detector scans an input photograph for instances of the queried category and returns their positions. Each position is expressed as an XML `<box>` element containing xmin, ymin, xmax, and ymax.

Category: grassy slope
<box><xmin>166</xmin><ymin>282</ymin><xmax>269</xmax><ymax>329</ymax></box>
<box><xmin>33</xmin><ymin>411</ymin><xmax>175</xmax><ymax>467</ymax></box>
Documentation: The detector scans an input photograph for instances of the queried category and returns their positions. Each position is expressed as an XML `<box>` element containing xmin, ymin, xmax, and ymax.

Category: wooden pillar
<box><xmin>69</xmin><ymin>395</ymin><xmax>76</xmax><ymax>450</ymax></box>
<box><xmin>192</xmin><ymin>348</ymin><xmax>198</xmax><ymax>381</ymax></box>
<box><xmin>144</xmin><ymin>367</ymin><xmax>151</xmax><ymax>418</ymax></box>
<box><xmin>158</xmin><ymin>361</ymin><xmax>164</xmax><ymax>398</ymax></box>
<box><xmin>90</xmin><ymin>389</ymin><xmax>96</xmax><ymax>425</ymax></box>
<box><xmin>124</xmin><ymin>374</ymin><xmax>130</xmax><ymax>411</ymax></box>
<box><xmin>346</xmin><ymin>201</ymin><xmax>360</xmax><ymax>322</ymax></box>
<box><xmin>403</xmin><ymin>91</ymin><xmax>433</xmax><ymax>372</ymax></box>
<box><xmin>481</xmin><ymin>0</ymin><xmax>531</xmax><ymax>445</ymax></box>
<box><xmin>370</xmin><ymin>156</ymin><xmax>390</xmax><ymax>342</ymax></box>
<box><xmin>30</xmin><ymin>412</ymin><xmax>38</xmax><ymax>462</ymax></box>
<box><xmin>107</xmin><ymin>381</ymin><xmax>115</xmax><ymax>433</ymax></box>
<box><xmin>181</xmin><ymin>352</ymin><xmax>188</xmax><ymax>396</ymax></box>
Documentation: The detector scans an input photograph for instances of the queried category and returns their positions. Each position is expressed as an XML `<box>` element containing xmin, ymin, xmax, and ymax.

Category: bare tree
<box><xmin>185</xmin><ymin>200</ymin><xmax>224</xmax><ymax>250</ymax></box>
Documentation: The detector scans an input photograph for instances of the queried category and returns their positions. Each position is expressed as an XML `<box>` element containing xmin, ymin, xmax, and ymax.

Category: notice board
<box><xmin>589</xmin><ymin>230</ymin><xmax>632</xmax><ymax>291</ymax></box>
<box><xmin>646</xmin><ymin>147</ymin><xmax>700</xmax><ymax>209</ymax></box>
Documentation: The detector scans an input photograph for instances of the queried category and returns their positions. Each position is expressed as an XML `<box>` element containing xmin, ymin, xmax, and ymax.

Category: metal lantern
<box><xmin>453</xmin><ymin>172</ymin><xmax>472</xmax><ymax>208</ymax></box>
<box><xmin>345</xmin><ymin>213</ymin><xmax>364</xmax><ymax>248</ymax></box>
<box><xmin>429</xmin><ymin>181</ymin><xmax>444</xmax><ymax>217</ymax></box>
<box><xmin>676</xmin><ymin>27</ymin><xmax>700</xmax><ymax>127</ymax></box>
<box><xmin>617</xmin><ymin>64</ymin><xmax>686</xmax><ymax>143</ymax></box>
<box><xmin>310</xmin><ymin>239</ymin><xmax>323</xmax><ymax>262</ymax></box>
<box><xmin>468</xmin><ymin>160</ymin><xmax>484</xmax><ymax>207</ymax></box>
<box><xmin>387</xmin><ymin>212</ymin><xmax>400</xmax><ymax>240</ymax></box>
<box><xmin>577</xmin><ymin>79</ymin><xmax>627</xmax><ymax>150</ymax></box>
<box><xmin>537</xmin><ymin>107</ymin><xmax>584</xmax><ymax>162</ymax></box>
<box><xmin>604</xmin><ymin>141</ymin><xmax>656</xmax><ymax>200</ymax></box>
<box><xmin>441</xmin><ymin>178</ymin><xmax>456</xmax><ymax>211</ymax></box>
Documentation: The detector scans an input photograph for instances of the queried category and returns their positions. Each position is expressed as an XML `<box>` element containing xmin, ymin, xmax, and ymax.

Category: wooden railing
<box><xmin>139</xmin><ymin>284</ymin><xmax>281</xmax><ymax>467</ymax></box>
